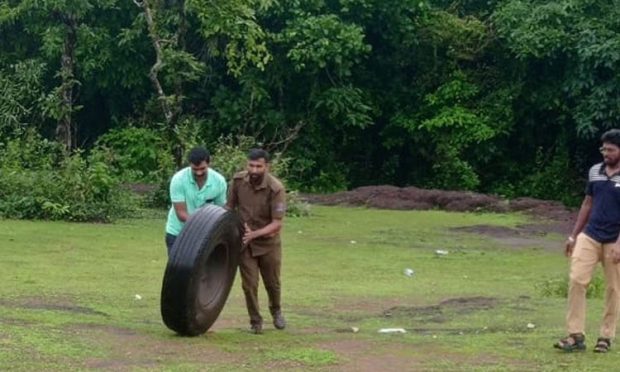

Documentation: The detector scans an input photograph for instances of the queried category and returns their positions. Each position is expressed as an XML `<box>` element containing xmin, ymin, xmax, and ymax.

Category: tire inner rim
<box><xmin>198</xmin><ymin>243</ymin><xmax>228</xmax><ymax>311</ymax></box>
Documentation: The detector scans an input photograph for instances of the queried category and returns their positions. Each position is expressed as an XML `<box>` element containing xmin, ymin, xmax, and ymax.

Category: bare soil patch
<box><xmin>452</xmin><ymin>223</ymin><xmax>566</xmax><ymax>251</ymax></box>
<box><xmin>0</xmin><ymin>296</ymin><xmax>109</xmax><ymax>317</ymax></box>
<box><xmin>321</xmin><ymin>339</ymin><xmax>523</xmax><ymax>371</ymax></box>
<box><xmin>383</xmin><ymin>296</ymin><xmax>498</xmax><ymax>324</ymax></box>
<box><xmin>321</xmin><ymin>340</ymin><xmax>424</xmax><ymax>372</ymax></box>
<box><xmin>70</xmin><ymin>323</ymin><xmax>241</xmax><ymax>370</ymax></box>
<box><xmin>438</xmin><ymin>296</ymin><xmax>498</xmax><ymax>313</ymax></box>
<box><xmin>306</xmin><ymin>185</ymin><xmax>575</xmax><ymax>248</ymax></box>
<box><xmin>453</xmin><ymin>222</ymin><xmax>567</xmax><ymax>238</ymax></box>
<box><xmin>305</xmin><ymin>185</ymin><xmax>574</xmax><ymax>223</ymax></box>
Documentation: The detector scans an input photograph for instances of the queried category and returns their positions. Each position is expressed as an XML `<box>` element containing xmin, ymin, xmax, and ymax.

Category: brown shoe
<box><xmin>273</xmin><ymin>311</ymin><xmax>286</xmax><ymax>330</ymax></box>
<box><xmin>250</xmin><ymin>323</ymin><xmax>263</xmax><ymax>334</ymax></box>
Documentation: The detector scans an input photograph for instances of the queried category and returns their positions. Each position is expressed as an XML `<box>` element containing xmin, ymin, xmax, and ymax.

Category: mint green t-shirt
<box><xmin>165</xmin><ymin>167</ymin><xmax>227</xmax><ymax>236</ymax></box>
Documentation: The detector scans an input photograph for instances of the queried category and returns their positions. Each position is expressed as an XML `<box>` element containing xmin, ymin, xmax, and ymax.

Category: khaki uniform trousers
<box><xmin>567</xmin><ymin>233</ymin><xmax>620</xmax><ymax>338</ymax></box>
<box><xmin>239</xmin><ymin>244</ymin><xmax>282</xmax><ymax>325</ymax></box>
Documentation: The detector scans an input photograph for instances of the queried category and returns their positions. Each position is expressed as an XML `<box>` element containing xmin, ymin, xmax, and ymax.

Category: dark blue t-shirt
<box><xmin>584</xmin><ymin>162</ymin><xmax>620</xmax><ymax>243</ymax></box>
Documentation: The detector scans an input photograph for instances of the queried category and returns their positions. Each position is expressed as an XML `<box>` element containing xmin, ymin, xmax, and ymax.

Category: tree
<box><xmin>0</xmin><ymin>0</ymin><xmax>125</xmax><ymax>150</ymax></box>
<box><xmin>132</xmin><ymin>0</ymin><xmax>271</xmax><ymax>167</ymax></box>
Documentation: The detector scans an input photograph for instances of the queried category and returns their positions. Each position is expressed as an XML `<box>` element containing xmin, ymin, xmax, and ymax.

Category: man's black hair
<box><xmin>188</xmin><ymin>147</ymin><xmax>210</xmax><ymax>165</ymax></box>
<box><xmin>601</xmin><ymin>129</ymin><xmax>620</xmax><ymax>148</ymax></box>
<box><xmin>247</xmin><ymin>148</ymin><xmax>270</xmax><ymax>162</ymax></box>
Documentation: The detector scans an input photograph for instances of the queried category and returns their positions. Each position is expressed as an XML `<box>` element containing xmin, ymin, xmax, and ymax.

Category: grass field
<box><xmin>0</xmin><ymin>206</ymin><xmax>615</xmax><ymax>371</ymax></box>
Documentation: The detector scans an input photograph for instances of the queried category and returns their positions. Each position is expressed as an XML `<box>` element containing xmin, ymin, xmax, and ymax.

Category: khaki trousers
<box><xmin>567</xmin><ymin>233</ymin><xmax>620</xmax><ymax>338</ymax></box>
<box><xmin>239</xmin><ymin>244</ymin><xmax>282</xmax><ymax>325</ymax></box>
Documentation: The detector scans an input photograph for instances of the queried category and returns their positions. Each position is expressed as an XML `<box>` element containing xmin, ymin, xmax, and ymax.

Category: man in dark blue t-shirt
<box><xmin>554</xmin><ymin>129</ymin><xmax>620</xmax><ymax>353</ymax></box>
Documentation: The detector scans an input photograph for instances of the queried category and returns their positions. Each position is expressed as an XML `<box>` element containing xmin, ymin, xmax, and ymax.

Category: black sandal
<box><xmin>594</xmin><ymin>337</ymin><xmax>611</xmax><ymax>353</ymax></box>
<box><xmin>554</xmin><ymin>333</ymin><xmax>586</xmax><ymax>352</ymax></box>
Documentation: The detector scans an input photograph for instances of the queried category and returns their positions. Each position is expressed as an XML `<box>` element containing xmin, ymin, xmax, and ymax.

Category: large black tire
<box><xmin>161</xmin><ymin>205</ymin><xmax>243</xmax><ymax>336</ymax></box>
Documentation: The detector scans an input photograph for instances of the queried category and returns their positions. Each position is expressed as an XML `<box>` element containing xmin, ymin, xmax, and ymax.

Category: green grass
<box><xmin>0</xmin><ymin>206</ymin><xmax>614</xmax><ymax>371</ymax></box>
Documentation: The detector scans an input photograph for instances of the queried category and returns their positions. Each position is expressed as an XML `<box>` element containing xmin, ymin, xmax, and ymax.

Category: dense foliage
<box><xmin>2</xmin><ymin>0</ymin><xmax>619</xmax><ymax>209</ymax></box>
<box><xmin>0</xmin><ymin>132</ymin><xmax>136</xmax><ymax>221</ymax></box>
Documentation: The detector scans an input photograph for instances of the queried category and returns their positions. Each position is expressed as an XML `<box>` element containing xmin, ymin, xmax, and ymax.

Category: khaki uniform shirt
<box><xmin>228</xmin><ymin>171</ymin><xmax>286</xmax><ymax>256</ymax></box>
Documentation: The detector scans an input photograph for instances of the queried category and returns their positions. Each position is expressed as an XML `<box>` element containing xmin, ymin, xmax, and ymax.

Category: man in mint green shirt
<box><xmin>165</xmin><ymin>147</ymin><xmax>227</xmax><ymax>255</ymax></box>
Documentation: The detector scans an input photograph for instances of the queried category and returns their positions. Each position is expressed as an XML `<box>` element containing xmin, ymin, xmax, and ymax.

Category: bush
<box><xmin>0</xmin><ymin>129</ymin><xmax>64</xmax><ymax>170</ymax></box>
<box><xmin>141</xmin><ymin>149</ymin><xmax>176</xmax><ymax>209</ymax></box>
<box><xmin>140</xmin><ymin>134</ymin><xmax>311</xmax><ymax>216</ymax></box>
<box><xmin>286</xmin><ymin>191</ymin><xmax>311</xmax><ymax>217</ymax></box>
<box><xmin>0</xmin><ymin>60</ymin><xmax>47</xmax><ymax>138</ymax></box>
<box><xmin>92</xmin><ymin>126</ymin><xmax>177</xmax><ymax>209</ymax></box>
<box><xmin>515</xmin><ymin>146</ymin><xmax>582</xmax><ymax>206</ymax></box>
<box><xmin>143</xmin><ymin>178</ymin><xmax>172</xmax><ymax>210</ymax></box>
<box><xmin>95</xmin><ymin>126</ymin><xmax>168</xmax><ymax>182</ymax></box>
<box><xmin>425</xmin><ymin>145</ymin><xmax>481</xmax><ymax>191</ymax></box>
<box><xmin>537</xmin><ymin>273</ymin><xmax>605</xmax><ymax>299</ymax></box>
<box><xmin>0</xmin><ymin>134</ymin><xmax>137</xmax><ymax>222</ymax></box>
<box><xmin>210</xmin><ymin>135</ymin><xmax>256</xmax><ymax>180</ymax></box>
<box><xmin>212</xmin><ymin>135</ymin><xmax>310</xmax><ymax>216</ymax></box>
<box><xmin>299</xmin><ymin>169</ymin><xmax>348</xmax><ymax>194</ymax></box>
<box><xmin>210</xmin><ymin>135</ymin><xmax>292</xmax><ymax>180</ymax></box>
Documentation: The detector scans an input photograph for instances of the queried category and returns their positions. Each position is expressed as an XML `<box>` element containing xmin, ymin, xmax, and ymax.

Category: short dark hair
<box><xmin>187</xmin><ymin>147</ymin><xmax>210</xmax><ymax>165</ymax></box>
<box><xmin>247</xmin><ymin>148</ymin><xmax>270</xmax><ymax>162</ymax></box>
<box><xmin>601</xmin><ymin>129</ymin><xmax>620</xmax><ymax>148</ymax></box>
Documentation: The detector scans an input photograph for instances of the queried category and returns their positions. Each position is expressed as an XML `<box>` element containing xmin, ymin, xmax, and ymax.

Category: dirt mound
<box><xmin>304</xmin><ymin>185</ymin><xmax>575</xmax><ymax>223</ymax></box>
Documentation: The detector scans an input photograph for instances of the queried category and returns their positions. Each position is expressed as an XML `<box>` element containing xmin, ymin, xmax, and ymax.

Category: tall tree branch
<box><xmin>134</xmin><ymin>0</ymin><xmax>173</xmax><ymax>124</ymax></box>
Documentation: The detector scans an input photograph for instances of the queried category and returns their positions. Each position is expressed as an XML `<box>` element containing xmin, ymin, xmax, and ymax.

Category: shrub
<box><xmin>537</xmin><ymin>273</ymin><xmax>604</xmax><ymax>299</ymax></box>
<box><xmin>210</xmin><ymin>135</ymin><xmax>292</xmax><ymax>180</ymax></box>
<box><xmin>0</xmin><ymin>129</ymin><xmax>64</xmax><ymax>170</ymax></box>
<box><xmin>419</xmin><ymin>143</ymin><xmax>481</xmax><ymax>191</ymax></box>
<box><xmin>210</xmin><ymin>135</ymin><xmax>256</xmax><ymax>180</ymax></box>
<box><xmin>93</xmin><ymin>126</ymin><xmax>177</xmax><ymax>209</ymax></box>
<box><xmin>141</xmin><ymin>134</ymin><xmax>311</xmax><ymax>216</ymax></box>
<box><xmin>0</xmin><ymin>134</ymin><xmax>137</xmax><ymax>222</ymax></box>
<box><xmin>141</xmin><ymin>148</ymin><xmax>176</xmax><ymax>209</ymax></box>
<box><xmin>515</xmin><ymin>146</ymin><xmax>582</xmax><ymax>206</ymax></box>
<box><xmin>211</xmin><ymin>135</ymin><xmax>310</xmax><ymax>216</ymax></box>
<box><xmin>94</xmin><ymin>126</ymin><xmax>168</xmax><ymax>182</ymax></box>
<box><xmin>0</xmin><ymin>60</ymin><xmax>47</xmax><ymax>138</ymax></box>
<box><xmin>286</xmin><ymin>191</ymin><xmax>311</xmax><ymax>217</ymax></box>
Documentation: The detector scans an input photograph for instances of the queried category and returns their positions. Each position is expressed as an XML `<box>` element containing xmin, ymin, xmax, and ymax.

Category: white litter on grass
<box><xmin>351</xmin><ymin>327</ymin><xmax>360</xmax><ymax>333</ymax></box>
<box><xmin>435</xmin><ymin>250</ymin><xmax>449</xmax><ymax>256</ymax></box>
<box><xmin>527</xmin><ymin>323</ymin><xmax>536</xmax><ymax>329</ymax></box>
<box><xmin>403</xmin><ymin>268</ymin><xmax>415</xmax><ymax>277</ymax></box>
<box><xmin>350</xmin><ymin>240</ymin><xmax>357</xmax><ymax>244</ymax></box>
<box><xmin>297</xmin><ymin>230</ymin><xmax>303</xmax><ymax>234</ymax></box>
<box><xmin>134</xmin><ymin>294</ymin><xmax>142</xmax><ymax>300</ymax></box>
<box><xmin>378</xmin><ymin>328</ymin><xmax>407</xmax><ymax>334</ymax></box>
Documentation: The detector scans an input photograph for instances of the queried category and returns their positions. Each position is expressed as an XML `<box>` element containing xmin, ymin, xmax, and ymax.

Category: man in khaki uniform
<box><xmin>227</xmin><ymin>149</ymin><xmax>287</xmax><ymax>334</ymax></box>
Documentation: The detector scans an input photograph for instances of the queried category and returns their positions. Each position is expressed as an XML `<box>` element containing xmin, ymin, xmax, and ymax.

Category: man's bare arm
<box><xmin>173</xmin><ymin>202</ymin><xmax>190</xmax><ymax>222</ymax></box>
<box><xmin>565</xmin><ymin>196</ymin><xmax>592</xmax><ymax>256</ymax></box>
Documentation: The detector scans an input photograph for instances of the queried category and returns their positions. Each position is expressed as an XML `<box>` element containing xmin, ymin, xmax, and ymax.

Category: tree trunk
<box><xmin>135</xmin><ymin>0</ymin><xmax>184</xmax><ymax>168</ymax></box>
<box><xmin>56</xmin><ymin>15</ymin><xmax>78</xmax><ymax>150</ymax></box>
